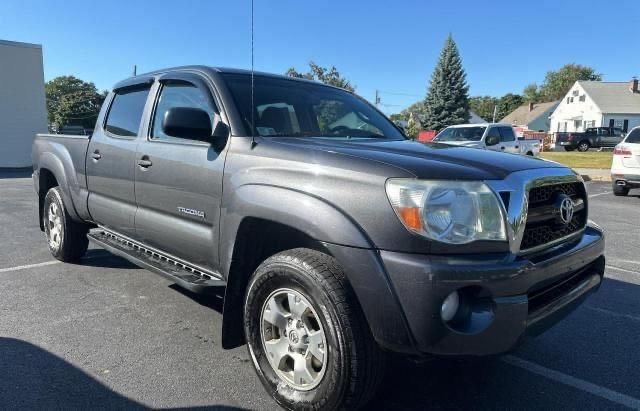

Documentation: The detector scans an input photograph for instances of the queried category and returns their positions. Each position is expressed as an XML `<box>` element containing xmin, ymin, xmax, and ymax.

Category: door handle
<box><xmin>500</xmin><ymin>146</ymin><xmax>505</xmax><ymax>150</ymax></box>
<box><xmin>515</xmin><ymin>145</ymin><xmax>519</xmax><ymax>149</ymax></box>
<box><xmin>138</xmin><ymin>158</ymin><xmax>152</xmax><ymax>168</ymax></box>
<box><xmin>91</xmin><ymin>151</ymin><xmax>101</xmax><ymax>160</ymax></box>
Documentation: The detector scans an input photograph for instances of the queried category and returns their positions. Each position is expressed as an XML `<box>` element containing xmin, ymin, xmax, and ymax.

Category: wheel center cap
<box><xmin>288</xmin><ymin>330</ymin><xmax>299</xmax><ymax>344</ymax></box>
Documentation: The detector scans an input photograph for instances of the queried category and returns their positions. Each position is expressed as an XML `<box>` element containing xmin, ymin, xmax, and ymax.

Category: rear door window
<box><xmin>105</xmin><ymin>87</ymin><xmax>151</xmax><ymax>137</ymax></box>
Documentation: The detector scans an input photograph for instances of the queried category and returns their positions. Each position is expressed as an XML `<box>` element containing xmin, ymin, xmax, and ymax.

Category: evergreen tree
<box><xmin>423</xmin><ymin>35</ymin><xmax>470</xmax><ymax>130</ymax></box>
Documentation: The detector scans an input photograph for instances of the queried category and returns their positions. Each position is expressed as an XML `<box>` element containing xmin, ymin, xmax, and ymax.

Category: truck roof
<box><xmin>445</xmin><ymin>123</ymin><xmax>513</xmax><ymax>128</ymax></box>
<box><xmin>113</xmin><ymin>65</ymin><xmax>337</xmax><ymax>91</ymax></box>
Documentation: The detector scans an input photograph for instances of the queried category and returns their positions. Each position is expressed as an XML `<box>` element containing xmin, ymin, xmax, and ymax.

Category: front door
<box><xmin>86</xmin><ymin>84</ymin><xmax>152</xmax><ymax>237</ymax></box>
<box><xmin>134</xmin><ymin>74</ymin><xmax>228</xmax><ymax>271</ymax></box>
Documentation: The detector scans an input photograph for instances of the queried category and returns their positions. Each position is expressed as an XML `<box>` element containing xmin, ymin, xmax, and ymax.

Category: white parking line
<box><xmin>588</xmin><ymin>191</ymin><xmax>612</xmax><ymax>198</ymax></box>
<box><xmin>0</xmin><ymin>260</ymin><xmax>60</xmax><ymax>273</ymax></box>
<box><xmin>607</xmin><ymin>265</ymin><xmax>640</xmax><ymax>276</ymax></box>
<box><xmin>503</xmin><ymin>355</ymin><xmax>640</xmax><ymax>409</ymax></box>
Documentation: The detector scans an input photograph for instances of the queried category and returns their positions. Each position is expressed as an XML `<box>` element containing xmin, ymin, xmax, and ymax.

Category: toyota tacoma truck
<box><xmin>433</xmin><ymin>123</ymin><xmax>541</xmax><ymax>156</ymax></box>
<box><xmin>32</xmin><ymin>66</ymin><xmax>605</xmax><ymax>410</ymax></box>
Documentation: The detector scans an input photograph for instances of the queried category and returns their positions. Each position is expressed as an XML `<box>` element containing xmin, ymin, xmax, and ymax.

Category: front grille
<box><xmin>520</xmin><ymin>182</ymin><xmax>587</xmax><ymax>251</ymax></box>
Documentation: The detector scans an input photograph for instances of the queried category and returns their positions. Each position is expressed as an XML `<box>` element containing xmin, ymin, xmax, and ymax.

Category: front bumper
<box><xmin>375</xmin><ymin>225</ymin><xmax>604</xmax><ymax>356</ymax></box>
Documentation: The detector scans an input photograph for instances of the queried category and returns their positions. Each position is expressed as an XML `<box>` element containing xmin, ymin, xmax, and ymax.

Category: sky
<box><xmin>2</xmin><ymin>0</ymin><xmax>639</xmax><ymax>114</ymax></box>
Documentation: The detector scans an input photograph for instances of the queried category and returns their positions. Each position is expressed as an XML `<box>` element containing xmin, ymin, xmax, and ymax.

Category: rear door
<box><xmin>498</xmin><ymin>126</ymin><xmax>519</xmax><ymax>154</ymax></box>
<box><xmin>133</xmin><ymin>72</ymin><xmax>228</xmax><ymax>271</ymax></box>
<box><xmin>608</xmin><ymin>128</ymin><xmax>625</xmax><ymax>147</ymax></box>
<box><xmin>86</xmin><ymin>82</ymin><xmax>152</xmax><ymax>237</ymax></box>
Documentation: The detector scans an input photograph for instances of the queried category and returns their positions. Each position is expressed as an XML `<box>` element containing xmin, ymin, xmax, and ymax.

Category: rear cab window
<box><xmin>104</xmin><ymin>86</ymin><xmax>151</xmax><ymax>137</ymax></box>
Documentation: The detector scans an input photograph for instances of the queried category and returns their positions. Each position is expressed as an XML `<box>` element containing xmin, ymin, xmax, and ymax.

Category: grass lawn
<box><xmin>539</xmin><ymin>151</ymin><xmax>613</xmax><ymax>169</ymax></box>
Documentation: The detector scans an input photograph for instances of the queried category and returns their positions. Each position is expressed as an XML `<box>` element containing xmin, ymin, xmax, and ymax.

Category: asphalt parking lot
<box><xmin>1</xmin><ymin>169</ymin><xmax>639</xmax><ymax>410</ymax></box>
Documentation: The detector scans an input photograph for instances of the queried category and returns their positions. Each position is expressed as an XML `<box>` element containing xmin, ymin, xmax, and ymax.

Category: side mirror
<box><xmin>485</xmin><ymin>134</ymin><xmax>499</xmax><ymax>146</ymax></box>
<box><xmin>163</xmin><ymin>107</ymin><xmax>213</xmax><ymax>142</ymax></box>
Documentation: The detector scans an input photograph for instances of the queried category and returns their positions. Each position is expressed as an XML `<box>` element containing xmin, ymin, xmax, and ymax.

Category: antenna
<box><xmin>250</xmin><ymin>0</ymin><xmax>256</xmax><ymax>147</ymax></box>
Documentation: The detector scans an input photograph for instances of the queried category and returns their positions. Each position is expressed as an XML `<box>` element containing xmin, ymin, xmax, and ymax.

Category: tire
<box><xmin>563</xmin><ymin>146</ymin><xmax>575</xmax><ymax>152</ymax></box>
<box><xmin>244</xmin><ymin>248</ymin><xmax>385</xmax><ymax>410</ymax></box>
<box><xmin>43</xmin><ymin>187</ymin><xmax>89</xmax><ymax>262</ymax></box>
<box><xmin>577</xmin><ymin>141</ymin><xmax>590</xmax><ymax>152</ymax></box>
<box><xmin>613</xmin><ymin>183</ymin><xmax>629</xmax><ymax>197</ymax></box>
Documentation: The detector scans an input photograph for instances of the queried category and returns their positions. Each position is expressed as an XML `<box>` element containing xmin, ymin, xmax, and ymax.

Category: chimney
<box><xmin>528</xmin><ymin>102</ymin><xmax>535</xmax><ymax>111</ymax></box>
<box><xmin>631</xmin><ymin>77</ymin><xmax>639</xmax><ymax>93</ymax></box>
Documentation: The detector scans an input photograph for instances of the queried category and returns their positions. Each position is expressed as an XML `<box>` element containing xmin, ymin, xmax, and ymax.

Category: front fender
<box><xmin>220</xmin><ymin>184</ymin><xmax>373</xmax><ymax>276</ymax></box>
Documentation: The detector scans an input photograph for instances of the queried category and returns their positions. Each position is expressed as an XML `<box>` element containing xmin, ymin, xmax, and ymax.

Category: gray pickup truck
<box><xmin>32</xmin><ymin>66</ymin><xmax>605</xmax><ymax>410</ymax></box>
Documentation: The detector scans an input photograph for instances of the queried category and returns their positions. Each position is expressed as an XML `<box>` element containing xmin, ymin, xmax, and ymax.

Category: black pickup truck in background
<box><xmin>556</xmin><ymin>126</ymin><xmax>625</xmax><ymax>151</ymax></box>
<box><xmin>32</xmin><ymin>66</ymin><xmax>606</xmax><ymax>410</ymax></box>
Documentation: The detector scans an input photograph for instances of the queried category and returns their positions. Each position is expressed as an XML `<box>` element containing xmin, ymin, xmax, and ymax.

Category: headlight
<box><xmin>385</xmin><ymin>179</ymin><xmax>507</xmax><ymax>244</ymax></box>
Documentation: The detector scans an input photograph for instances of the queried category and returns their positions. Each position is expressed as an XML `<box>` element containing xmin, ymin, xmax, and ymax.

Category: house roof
<box><xmin>579</xmin><ymin>81</ymin><xmax>640</xmax><ymax>114</ymax></box>
<box><xmin>500</xmin><ymin>101</ymin><xmax>559</xmax><ymax>126</ymax></box>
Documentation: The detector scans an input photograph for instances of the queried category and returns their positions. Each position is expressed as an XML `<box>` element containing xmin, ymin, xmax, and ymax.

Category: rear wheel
<box><xmin>43</xmin><ymin>187</ymin><xmax>89</xmax><ymax>262</ymax></box>
<box><xmin>613</xmin><ymin>183</ymin><xmax>629</xmax><ymax>197</ymax></box>
<box><xmin>577</xmin><ymin>141</ymin><xmax>591</xmax><ymax>152</ymax></box>
<box><xmin>563</xmin><ymin>146</ymin><xmax>575</xmax><ymax>152</ymax></box>
<box><xmin>244</xmin><ymin>248</ymin><xmax>385</xmax><ymax>410</ymax></box>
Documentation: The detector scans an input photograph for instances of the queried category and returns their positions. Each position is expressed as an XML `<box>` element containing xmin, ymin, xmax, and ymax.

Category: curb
<box><xmin>573</xmin><ymin>168</ymin><xmax>611</xmax><ymax>182</ymax></box>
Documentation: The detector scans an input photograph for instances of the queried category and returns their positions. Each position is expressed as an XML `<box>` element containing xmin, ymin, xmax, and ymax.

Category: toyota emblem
<box><xmin>558</xmin><ymin>196</ymin><xmax>574</xmax><ymax>225</ymax></box>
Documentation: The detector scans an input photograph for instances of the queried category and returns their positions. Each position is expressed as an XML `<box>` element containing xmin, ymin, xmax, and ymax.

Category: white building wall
<box><xmin>0</xmin><ymin>40</ymin><xmax>48</xmax><ymax>167</ymax></box>
<box><xmin>549</xmin><ymin>82</ymin><xmax>602</xmax><ymax>133</ymax></box>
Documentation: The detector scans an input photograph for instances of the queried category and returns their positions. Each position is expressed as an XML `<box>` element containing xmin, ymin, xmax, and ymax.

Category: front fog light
<box><xmin>441</xmin><ymin>291</ymin><xmax>460</xmax><ymax>322</ymax></box>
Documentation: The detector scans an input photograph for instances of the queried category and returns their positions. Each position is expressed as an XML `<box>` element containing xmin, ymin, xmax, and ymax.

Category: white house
<box><xmin>549</xmin><ymin>79</ymin><xmax>640</xmax><ymax>134</ymax></box>
<box><xmin>0</xmin><ymin>39</ymin><xmax>48</xmax><ymax>168</ymax></box>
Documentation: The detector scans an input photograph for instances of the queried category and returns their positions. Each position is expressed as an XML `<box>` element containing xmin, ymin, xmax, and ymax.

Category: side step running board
<box><xmin>88</xmin><ymin>229</ymin><xmax>226</xmax><ymax>294</ymax></box>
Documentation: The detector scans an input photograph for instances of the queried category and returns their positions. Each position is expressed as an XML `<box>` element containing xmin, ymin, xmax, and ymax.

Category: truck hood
<box><xmin>269</xmin><ymin>138</ymin><xmax>562</xmax><ymax>180</ymax></box>
<box><xmin>437</xmin><ymin>140</ymin><xmax>483</xmax><ymax>148</ymax></box>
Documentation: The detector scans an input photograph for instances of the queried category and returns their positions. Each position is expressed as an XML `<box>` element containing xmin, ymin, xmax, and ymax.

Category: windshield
<box><xmin>223</xmin><ymin>73</ymin><xmax>405</xmax><ymax>140</ymax></box>
<box><xmin>435</xmin><ymin>126</ymin><xmax>486</xmax><ymax>142</ymax></box>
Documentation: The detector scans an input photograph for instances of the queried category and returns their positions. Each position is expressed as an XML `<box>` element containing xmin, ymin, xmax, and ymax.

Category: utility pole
<box><xmin>133</xmin><ymin>65</ymin><xmax>137</xmax><ymax>76</ymax></box>
<box><xmin>492</xmin><ymin>105</ymin><xmax>497</xmax><ymax>123</ymax></box>
<box><xmin>375</xmin><ymin>90</ymin><xmax>380</xmax><ymax>107</ymax></box>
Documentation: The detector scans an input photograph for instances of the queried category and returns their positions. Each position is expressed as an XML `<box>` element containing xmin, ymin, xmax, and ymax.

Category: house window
<box><xmin>574</xmin><ymin>120</ymin><xmax>581</xmax><ymax>129</ymax></box>
<box><xmin>579</xmin><ymin>95</ymin><xmax>586</xmax><ymax>102</ymax></box>
<box><xmin>623</xmin><ymin>119</ymin><xmax>629</xmax><ymax>132</ymax></box>
<box><xmin>572</xmin><ymin>90</ymin><xmax>579</xmax><ymax>96</ymax></box>
<box><xmin>566</xmin><ymin>97</ymin><xmax>571</xmax><ymax>104</ymax></box>
<box><xmin>609</xmin><ymin>119</ymin><xmax>615</xmax><ymax>128</ymax></box>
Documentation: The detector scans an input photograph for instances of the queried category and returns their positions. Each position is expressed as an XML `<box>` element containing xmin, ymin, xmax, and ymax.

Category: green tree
<box><xmin>286</xmin><ymin>61</ymin><xmax>355</xmax><ymax>92</ymax></box>
<box><xmin>540</xmin><ymin>64</ymin><xmax>601</xmax><ymax>100</ymax></box>
<box><xmin>406</xmin><ymin>113</ymin><xmax>420</xmax><ymax>139</ymax></box>
<box><xmin>469</xmin><ymin>96</ymin><xmax>498</xmax><ymax>122</ymax></box>
<box><xmin>496</xmin><ymin>93</ymin><xmax>524</xmax><ymax>120</ymax></box>
<box><xmin>535</xmin><ymin>64</ymin><xmax>601</xmax><ymax>101</ymax></box>
<box><xmin>45</xmin><ymin>76</ymin><xmax>106</xmax><ymax>129</ymax></box>
<box><xmin>423</xmin><ymin>35</ymin><xmax>470</xmax><ymax>130</ymax></box>
<box><xmin>522</xmin><ymin>83</ymin><xmax>540</xmax><ymax>102</ymax></box>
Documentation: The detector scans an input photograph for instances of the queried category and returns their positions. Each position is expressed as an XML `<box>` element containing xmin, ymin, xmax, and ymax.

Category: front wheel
<box><xmin>244</xmin><ymin>248</ymin><xmax>385</xmax><ymax>410</ymax></box>
<box><xmin>43</xmin><ymin>187</ymin><xmax>89</xmax><ymax>262</ymax></box>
